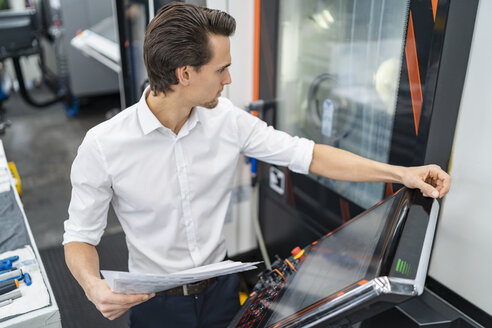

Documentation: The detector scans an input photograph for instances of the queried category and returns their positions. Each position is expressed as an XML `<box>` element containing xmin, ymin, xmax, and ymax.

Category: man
<box><xmin>63</xmin><ymin>2</ymin><xmax>451</xmax><ymax>328</ymax></box>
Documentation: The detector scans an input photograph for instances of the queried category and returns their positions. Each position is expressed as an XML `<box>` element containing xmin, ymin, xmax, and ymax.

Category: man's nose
<box><xmin>223</xmin><ymin>68</ymin><xmax>232</xmax><ymax>85</ymax></box>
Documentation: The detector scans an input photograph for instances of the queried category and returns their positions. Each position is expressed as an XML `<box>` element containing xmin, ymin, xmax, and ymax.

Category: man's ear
<box><xmin>176</xmin><ymin>66</ymin><xmax>192</xmax><ymax>86</ymax></box>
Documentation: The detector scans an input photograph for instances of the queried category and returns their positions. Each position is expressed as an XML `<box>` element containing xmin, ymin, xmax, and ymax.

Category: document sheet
<box><xmin>101</xmin><ymin>260</ymin><xmax>260</xmax><ymax>294</ymax></box>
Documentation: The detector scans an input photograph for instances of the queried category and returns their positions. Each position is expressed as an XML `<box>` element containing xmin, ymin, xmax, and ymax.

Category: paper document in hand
<box><xmin>101</xmin><ymin>260</ymin><xmax>261</xmax><ymax>294</ymax></box>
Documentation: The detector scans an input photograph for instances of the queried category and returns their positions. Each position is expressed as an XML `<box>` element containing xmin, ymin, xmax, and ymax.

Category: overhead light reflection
<box><xmin>312</xmin><ymin>13</ymin><xmax>329</xmax><ymax>29</ymax></box>
<box><xmin>322</xmin><ymin>9</ymin><xmax>335</xmax><ymax>23</ymax></box>
<box><xmin>310</xmin><ymin>9</ymin><xmax>335</xmax><ymax>30</ymax></box>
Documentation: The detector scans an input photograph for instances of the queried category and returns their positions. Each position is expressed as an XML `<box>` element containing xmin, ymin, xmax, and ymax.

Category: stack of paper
<box><xmin>101</xmin><ymin>260</ymin><xmax>261</xmax><ymax>294</ymax></box>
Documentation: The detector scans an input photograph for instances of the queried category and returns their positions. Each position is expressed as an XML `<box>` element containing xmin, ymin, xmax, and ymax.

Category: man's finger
<box><xmin>439</xmin><ymin>181</ymin><xmax>451</xmax><ymax>197</ymax></box>
<box><xmin>111</xmin><ymin>292</ymin><xmax>155</xmax><ymax>306</ymax></box>
<box><xmin>432</xmin><ymin>168</ymin><xmax>451</xmax><ymax>197</ymax></box>
<box><xmin>417</xmin><ymin>179</ymin><xmax>439</xmax><ymax>198</ymax></box>
<box><xmin>107</xmin><ymin>309</ymin><xmax>129</xmax><ymax>321</ymax></box>
<box><xmin>98</xmin><ymin>298</ymin><xmax>145</xmax><ymax>320</ymax></box>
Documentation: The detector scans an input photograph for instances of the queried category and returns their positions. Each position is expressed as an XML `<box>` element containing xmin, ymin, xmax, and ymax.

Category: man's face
<box><xmin>188</xmin><ymin>34</ymin><xmax>232</xmax><ymax>109</ymax></box>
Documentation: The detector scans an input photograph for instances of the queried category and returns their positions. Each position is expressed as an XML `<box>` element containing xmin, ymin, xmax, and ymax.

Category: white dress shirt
<box><xmin>63</xmin><ymin>89</ymin><xmax>314</xmax><ymax>274</ymax></box>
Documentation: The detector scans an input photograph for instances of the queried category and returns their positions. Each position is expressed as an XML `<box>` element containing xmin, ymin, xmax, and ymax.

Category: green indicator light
<box><xmin>396</xmin><ymin>258</ymin><xmax>412</xmax><ymax>275</ymax></box>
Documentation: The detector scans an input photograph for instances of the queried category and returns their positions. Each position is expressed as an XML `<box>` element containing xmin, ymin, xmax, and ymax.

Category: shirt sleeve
<box><xmin>235</xmin><ymin>106</ymin><xmax>315</xmax><ymax>174</ymax></box>
<box><xmin>62</xmin><ymin>130</ymin><xmax>113</xmax><ymax>246</ymax></box>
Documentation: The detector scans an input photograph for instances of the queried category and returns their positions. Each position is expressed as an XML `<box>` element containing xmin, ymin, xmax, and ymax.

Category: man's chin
<box><xmin>201</xmin><ymin>98</ymin><xmax>219</xmax><ymax>109</ymax></box>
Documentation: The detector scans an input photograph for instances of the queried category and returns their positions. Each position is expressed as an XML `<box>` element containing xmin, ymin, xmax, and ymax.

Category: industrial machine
<box><xmin>252</xmin><ymin>0</ymin><xmax>486</xmax><ymax>326</ymax></box>
<box><xmin>255</xmin><ymin>0</ymin><xmax>476</xmax><ymax>258</ymax></box>
<box><xmin>0</xmin><ymin>6</ymin><xmax>77</xmax><ymax>117</ymax></box>
<box><xmin>229</xmin><ymin>188</ymin><xmax>441</xmax><ymax>327</ymax></box>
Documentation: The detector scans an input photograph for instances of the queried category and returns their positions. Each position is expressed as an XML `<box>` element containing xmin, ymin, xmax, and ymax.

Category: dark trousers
<box><xmin>130</xmin><ymin>273</ymin><xmax>240</xmax><ymax>328</ymax></box>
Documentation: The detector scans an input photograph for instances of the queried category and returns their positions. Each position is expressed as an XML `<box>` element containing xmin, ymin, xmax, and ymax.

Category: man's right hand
<box><xmin>64</xmin><ymin>242</ymin><xmax>154</xmax><ymax>320</ymax></box>
<box><xmin>85</xmin><ymin>276</ymin><xmax>155</xmax><ymax>320</ymax></box>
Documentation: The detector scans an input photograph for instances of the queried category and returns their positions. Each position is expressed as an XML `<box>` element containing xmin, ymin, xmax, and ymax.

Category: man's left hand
<box><xmin>401</xmin><ymin>165</ymin><xmax>451</xmax><ymax>198</ymax></box>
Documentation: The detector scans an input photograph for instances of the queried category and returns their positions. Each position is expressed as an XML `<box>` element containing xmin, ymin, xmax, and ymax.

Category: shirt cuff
<box><xmin>62</xmin><ymin>219</ymin><xmax>103</xmax><ymax>246</ymax></box>
<box><xmin>288</xmin><ymin>138</ymin><xmax>315</xmax><ymax>174</ymax></box>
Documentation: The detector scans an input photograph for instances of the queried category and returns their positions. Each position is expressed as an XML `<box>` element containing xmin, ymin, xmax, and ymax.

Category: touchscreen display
<box><xmin>266</xmin><ymin>191</ymin><xmax>404</xmax><ymax>326</ymax></box>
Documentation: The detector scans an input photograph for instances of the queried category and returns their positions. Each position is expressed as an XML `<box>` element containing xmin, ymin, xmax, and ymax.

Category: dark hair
<box><xmin>144</xmin><ymin>2</ymin><xmax>236</xmax><ymax>95</ymax></box>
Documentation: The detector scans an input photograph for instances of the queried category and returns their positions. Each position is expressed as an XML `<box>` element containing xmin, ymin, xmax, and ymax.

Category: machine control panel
<box><xmin>231</xmin><ymin>251</ymin><xmax>304</xmax><ymax>328</ymax></box>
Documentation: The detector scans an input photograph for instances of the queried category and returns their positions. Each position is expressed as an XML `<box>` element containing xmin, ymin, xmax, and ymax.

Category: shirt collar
<box><xmin>182</xmin><ymin>106</ymin><xmax>200</xmax><ymax>134</ymax></box>
<box><xmin>137</xmin><ymin>87</ymin><xmax>163</xmax><ymax>135</ymax></box>
<box><xmin>137</xmin><ymin>87</ymin><xmax>201</xmax><ymax>136</ymax></box>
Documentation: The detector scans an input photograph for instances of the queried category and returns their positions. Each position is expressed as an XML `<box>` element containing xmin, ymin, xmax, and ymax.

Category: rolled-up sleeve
<box><xmin>236</xmin><ymin>107</ymin><xmax>314</xmax><ymax>174</ymax></box>
<box><xmin>63</xmin><ymin>131</ymin><xmax>113</xmax><ymax>246</ymax></box>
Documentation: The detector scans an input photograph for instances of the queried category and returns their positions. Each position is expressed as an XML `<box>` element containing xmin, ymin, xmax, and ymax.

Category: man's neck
<box><xmin>146</xmin><ymin>89</ymin><xmax>193</xmax><ymax>135</ymax></box>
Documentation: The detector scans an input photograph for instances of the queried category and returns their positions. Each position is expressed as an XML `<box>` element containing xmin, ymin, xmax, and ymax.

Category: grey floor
<box><xmin>1</xmin><ymin>86</ymin><xmax>123</xmax><ymax>250</ymax></box>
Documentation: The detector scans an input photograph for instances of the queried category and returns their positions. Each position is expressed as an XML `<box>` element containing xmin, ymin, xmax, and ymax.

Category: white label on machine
<box><xmin>269</xmin><ymin>166</ymin><xmax>285</xmax><ymax>195</ymax></box>
<box><xmin>321</xmin><ymin>98</ymin><xmax>334</xmax><ymax>137</ymax></box>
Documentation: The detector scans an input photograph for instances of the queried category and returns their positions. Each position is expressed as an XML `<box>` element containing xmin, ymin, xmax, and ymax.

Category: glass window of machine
<box><xmin>276</xmin><ymin>0</ymin><xmax>409</xmax><ymax>208</ymax></box>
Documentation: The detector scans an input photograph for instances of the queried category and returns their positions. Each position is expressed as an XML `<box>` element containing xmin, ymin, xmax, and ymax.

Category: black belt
<box><xmin>156</xmin><ymin>278</ymin><xmax>216</xmax><ymax>296</ymax></box>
